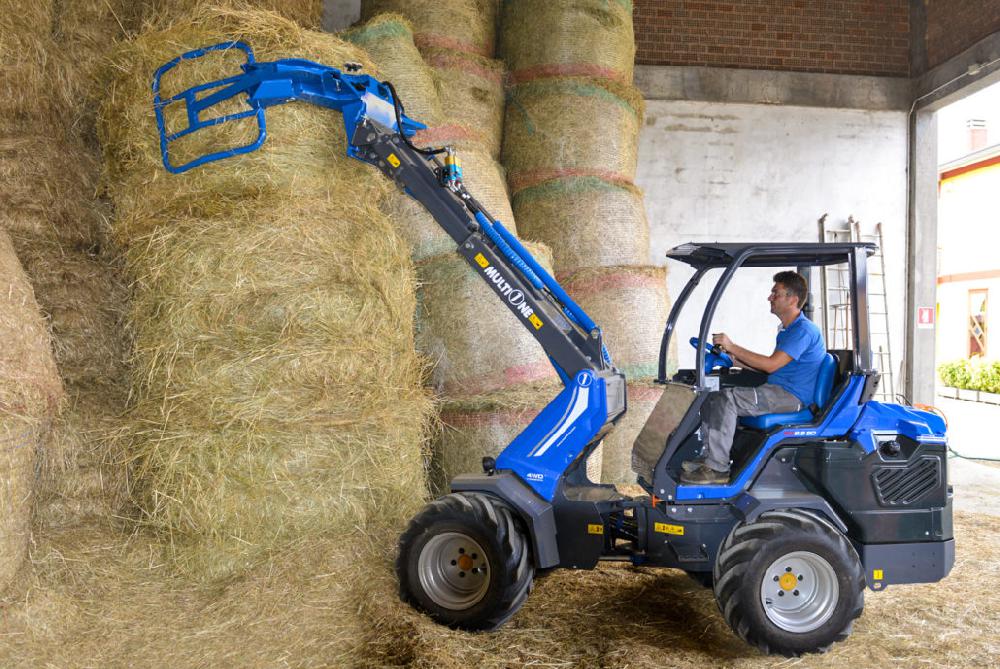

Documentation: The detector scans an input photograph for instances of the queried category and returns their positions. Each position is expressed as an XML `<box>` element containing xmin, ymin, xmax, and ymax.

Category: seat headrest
<box><xmin>813</xmin><ymin>353</ymin><xmax>837</xmax><ymax>407</ymax></box>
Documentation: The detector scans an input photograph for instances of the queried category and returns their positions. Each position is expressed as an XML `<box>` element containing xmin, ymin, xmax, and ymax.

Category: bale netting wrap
<box><xmin>423</xmin><ymin>48</ymin><xmax>505</xmax><ymax>157</ymax></box>
<box><xmin>361</xmin><ymin>0</ymin><xmax>499</xmax><ymax>58</ymax></box>
<box><xmin>0</xmin><ymin>230</ymin><xmax>63</xmax><ymax>592</ymax></box>
<box><xmin>501</xmin><ymin>0</ymin><xmax>635</xmax><ymax>85</ymax></box>
<box><xmin>342</xmin><ymin>14</ymin><xmax>445</xmax><ymax>127</ymax></box>
<box><xmin>502</xmin><ymin>77</ymin><xmax>644</xmax><ymax>194</ymax></box>
<box><xmin>101</xmin><ymin>8</ymin><xmax>434</xmax><ymax>580</ymax></box>
<box><xmin>600</xmin><ymin>382</ymin><xmax>662</xmax><ymax>484</ymax></box>
<box><xmin>559</xmin><ymin>265</ymin><xmax>668</xmax><ymax>380</ymax></box>
<box><xmin>511</xmin><ymin>176</ymin><xmax>649</xmax><ymax>272</ymax></box>
<box><xmin>99</xmin><ymin>7</ymin><xmax>381</xmax><ymax>238</ymax></box>
<box><xmin>431</xmin><ymin>382</ymin><xmax>601</xmax><ymax>495</ymax></box>
<box><xmin>416</xmin><ymin>242</ymin><xmax>558</xmax><ymax>396</ymax></box>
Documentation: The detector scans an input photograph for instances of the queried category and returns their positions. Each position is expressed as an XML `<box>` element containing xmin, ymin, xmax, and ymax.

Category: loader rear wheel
<box><xmin>712</xmin><ymin>509</ymin><xmax>865</xmax><ymax>657</ymax></box>
<box><xmin>396</xmin><ymin>492</ymin><xmax>534</xmax><ymax>631</ymax></box>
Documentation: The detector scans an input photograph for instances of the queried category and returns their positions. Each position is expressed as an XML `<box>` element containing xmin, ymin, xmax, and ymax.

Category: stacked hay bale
<box><xmin>500</xmin><ymin>0</ymin><xmax>674</xmax><ymax>485</ymax></box>
<box><xmin>361</xmin><ymin>0</ymin><xmax>499</xmax><ymax>57</ymax></box>
<box><xmin>100</xmin><ymin>7</ymin><xmax>434</xmax><ymax>580</ymax></box>
<box><xmin>348</xmin><ymin>11</ymin><xmax>592</xmax><ymax>493</ymax></box>
<box><xmin>0</xmin><ymin>231</ymin><xmax>63</xmax><ymax>593</ymax></box>
<box><xmin>0</xmin><ymin>1</ymin><xmax>130</xmax><ymax>526</ymax></box>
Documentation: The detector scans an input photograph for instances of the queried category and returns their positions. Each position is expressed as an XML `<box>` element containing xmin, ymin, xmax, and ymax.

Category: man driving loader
<box><xmin>681</xmin><ymin>271</ymin><xmax>827</xmax><ymax>484</ymax></box>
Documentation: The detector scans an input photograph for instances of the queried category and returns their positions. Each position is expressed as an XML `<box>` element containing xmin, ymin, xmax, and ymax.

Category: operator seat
<box><xmin>739</xmin><ymin>353</ymin><xmax>838</xmax><ymax>429</ymax></box>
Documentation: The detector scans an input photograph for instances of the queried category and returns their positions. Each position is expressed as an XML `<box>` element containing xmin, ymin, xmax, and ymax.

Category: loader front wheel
<box><xmin>397</xmin><ymin>492</ymin><xmax>534</xmax><ymax>631</ymax></box>
<box><xmin>713</xmin><ymin>509</ymin><xmax>865</xmax><ymax>656</ymax></box>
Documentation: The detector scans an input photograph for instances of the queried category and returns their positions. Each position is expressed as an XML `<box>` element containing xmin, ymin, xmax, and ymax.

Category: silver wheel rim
<box><xmin>759</xmin><ymin>551</ymin><xmax>839</xmax><ymax>633</ymax></box>
<box><xmin>417</xmin><ymin>532</ymin><xmax>491</xmax><ymax>610</ymax></box>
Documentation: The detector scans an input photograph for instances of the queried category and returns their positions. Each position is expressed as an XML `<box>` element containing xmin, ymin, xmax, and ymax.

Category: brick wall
<box><xmin>634</xmin><ymin>0</ymin><xmax>910</xmax><ymax>77</ymax></box>
<box><xmin>925</xmin><ymin>0</ymin><xmax>1000</xmax><ymax>70</ymax></box>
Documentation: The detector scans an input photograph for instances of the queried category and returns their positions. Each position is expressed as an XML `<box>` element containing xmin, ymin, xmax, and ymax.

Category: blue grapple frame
<box><xmin>152</xmin><ymin>41</ymin><xmax>953</xmax><ymax>656</ymax></box>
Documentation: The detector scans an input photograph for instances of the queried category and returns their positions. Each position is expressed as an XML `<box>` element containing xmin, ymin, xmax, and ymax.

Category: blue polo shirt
<box><xmin>768</xmin><ymin>313</ymin><xmax>827</xmax><ymax>404</ymax></box>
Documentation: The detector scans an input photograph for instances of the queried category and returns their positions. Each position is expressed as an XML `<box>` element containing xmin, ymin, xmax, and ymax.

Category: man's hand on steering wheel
<box><xmin>712</xmin><ymin>333</ymin><xmax>733</xmax><ymax>352</ymax></box>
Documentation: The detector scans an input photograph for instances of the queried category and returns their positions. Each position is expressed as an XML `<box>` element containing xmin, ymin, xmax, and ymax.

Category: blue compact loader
<box><xmin>152</xmin><ymin>43</ymin><xmax>954</xmax><ymax>656</ymax></box>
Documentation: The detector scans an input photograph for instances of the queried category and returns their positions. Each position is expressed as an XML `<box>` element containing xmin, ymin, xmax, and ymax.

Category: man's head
<box><xmin>769</xmin><ymin>271</ymin><xmax>807</xmax><ymax>318</ymax></box>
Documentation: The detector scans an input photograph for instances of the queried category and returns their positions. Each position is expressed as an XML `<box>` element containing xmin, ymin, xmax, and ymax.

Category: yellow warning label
<box><xmin>386</xmin><ymin>153</ymin><xmax>401</xmax><ymax>168</ymax></box>
<box><xmin>873</xmin><ymin>569</ymin><xmax>883</xmax><ymax>580</ymax></box>
<box><xmin>654</xmin><ymin>522</ymin><xmax>685</xmax><ymax>536</ymax></box>
<box><xmin>474</xmin><ymin>253</ymin><xmax>489</xmax><ymax>268</ymax></box>
<box><xmin>529</xmin><ymin>313</ymin><xmax>544</xmax><ymax>330</ymax></box>
<box><xmin>587</xmin><ymin>524</ymin><xmax>603</xmax><ymax>535</ymax></box>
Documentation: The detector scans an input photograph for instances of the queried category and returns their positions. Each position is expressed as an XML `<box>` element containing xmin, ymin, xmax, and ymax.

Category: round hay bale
<box><xmin>341</xmin><ymin>13</ymin><xmax>445</xmax><ymax>127</ymax></box>
<box><xmin>423</xmin><ymin>48</ymin><xmax>505</xmax><ymax>157</ymax></box>
<box><xmin>99</xmin><ymin>5</ymin><xmax>382</xmax><ymax>237</ymax></box>
<box><xmin>416</xmin><ymin>242</ymin><xmax>558</xmax><ymax>397</ymax></box>
<box><xmin>101</xmin><ymin>9</ymin><xmax>434</xmax><ymax>580</ymax></box>
<box><xmin>0</xmin><ymin>229</ymin><xmax>63</xmax><ymax>591</ymax></box>
<box><xmin>600</xmin><ymin>382</ymin><xmax>662</xmax><ymax>484</ymax></box>
<box><xmin>502</xmin><ymin>76</ymin><xmax>644</xmax><ymax>194</ymax></box>
<box><xmin>558</xmin><ymin>265</ymin><xmax>668</xmax><ymax>381</ymax></box>
<box><xmin>431</xmin><ymin>381</ymin><xmax>600</xmax><ymax>495</ymax></box>
<box><xmin>361</xmin><ymin>0</ymin><xmax>499</xmax><ymax>57</ymax></box>
<box><xmin>511</xmin><ymin>175</ymin><xmax>649</xmax><ymax>272</ymax></box>
<box><xmin>501</xmin><ymin>0</ymin><xmax>635</xmax><ymax>85</ymax></box>
<box><xmin>115</xmin><ymin>203</ymin><xmax>433</xmax><ymax>578</ymax></box>
<box><xmin>150</xmin><ymin>0</ymin><xmax>323</xmax><ymax>28</ymax></box>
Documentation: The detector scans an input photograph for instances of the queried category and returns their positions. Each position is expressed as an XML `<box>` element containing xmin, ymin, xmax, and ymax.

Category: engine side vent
<box><xmin>872</xmin><ymin>457</ymin><xmax>941</xmax><ymax>506</ymax></box>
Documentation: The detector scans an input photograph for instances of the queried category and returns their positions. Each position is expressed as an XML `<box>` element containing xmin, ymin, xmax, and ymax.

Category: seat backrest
<box><xmin>812</xmin><ymin>353</ymin><xmax>837</xmax><ymax>410</ymax></box>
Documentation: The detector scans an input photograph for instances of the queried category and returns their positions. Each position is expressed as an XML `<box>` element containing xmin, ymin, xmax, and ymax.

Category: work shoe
<box><xmin>681</xmin><ymin>458</ymin><xmax>706</xmax><ymax>473</ymax></box>
<box><xmin>680</xmin><ymin>465</ymin><xmax>729</xmax><ymax>485</ymax></box>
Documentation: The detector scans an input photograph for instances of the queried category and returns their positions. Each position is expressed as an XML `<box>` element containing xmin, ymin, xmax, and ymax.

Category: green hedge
<box><xmin>938</xmin><ymin>358</ymin><xmax>1000</xmax><ymax>394</ymax></box>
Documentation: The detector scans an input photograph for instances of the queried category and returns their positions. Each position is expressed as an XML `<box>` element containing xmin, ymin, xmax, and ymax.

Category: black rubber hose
<box><xmin>384</xmin><ymin>81</ymin><xmax>446</xmax><ymax>156</ymax></box>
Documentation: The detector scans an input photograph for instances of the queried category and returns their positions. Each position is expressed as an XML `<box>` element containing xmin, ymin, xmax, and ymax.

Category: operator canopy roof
<box><xmin>666</xmin><ymin>242</ymin><xmax>877</xmax><ymax>269</ymax></box>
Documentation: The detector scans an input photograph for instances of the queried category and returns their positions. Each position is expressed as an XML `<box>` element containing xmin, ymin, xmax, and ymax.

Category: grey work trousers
<box><xmin>700</xmin><ymin>384</ymin><xmax>801</xmax><ymax>472</ymax></box>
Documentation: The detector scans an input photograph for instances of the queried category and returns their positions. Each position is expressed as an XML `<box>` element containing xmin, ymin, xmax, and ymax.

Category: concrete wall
<box><xmin>636</xmin><ymin>100</ymin><xmax>908</xmax><ymax>378</ymax></box>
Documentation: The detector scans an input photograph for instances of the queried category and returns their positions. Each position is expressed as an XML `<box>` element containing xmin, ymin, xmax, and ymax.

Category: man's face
<box><xmin>768</xmin><ymin>282</ymin><xmax>798</xmax><ymax>315</ymax></box>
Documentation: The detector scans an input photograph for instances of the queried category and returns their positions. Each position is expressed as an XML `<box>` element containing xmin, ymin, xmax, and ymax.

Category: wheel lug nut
<box><xmin>778</xmin><ymin>591</ymin><xmax>785</xmax><ymax>597</ymax></box>
<box><xmin>773</xmin><ymin>576</ymin><xmax>779</xmax><ymax>582</ymax></box>
<box><xmin>798</xmin><ymin>575</ymin><xmax>803</xmax><ymax>581</ymax></box>
<box><xmin>459</xmin><ymin>572</ymin><xmax>465</xmax><ymax>578</ymax></box>
<box><xmin>785</xmin><ymin>567</ymin><xmax>792</xmax><ymax>572</ymax></box>
<box><xmin>451</xmin><ymin>560</ymin><xmax>457</xmax><ymax>566</ymax></box>
<box><xmin>793</xmin><ymin>590</ymin><xmax>799</xmax><ymax>596</ymax></box>
<box><xmin>459</xmin><ymin>548</ymin><xmax>465</xmax><ymax>554</ymax></box>
<box><xmin>471</xmin><ymin>553</ymin><xmax>478</xmax><ymax>559</ymax></box>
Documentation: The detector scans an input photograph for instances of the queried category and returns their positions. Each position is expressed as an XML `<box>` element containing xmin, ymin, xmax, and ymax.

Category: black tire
<box><xmin>712</xmin><ymin>509</ymin><xmax>865</xmax><ymax>656</ymax></box>
<box><xmin>396</xmin><ymin>492</ymin><xmax>534</xmax><ymax>631</ymax></box>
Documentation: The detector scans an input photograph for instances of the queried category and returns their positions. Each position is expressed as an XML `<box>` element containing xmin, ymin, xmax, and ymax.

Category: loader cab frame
<box><xmin>645</xmin><ymin>242</ymin><xmax>880</xmax><ymax>502</ymax></box>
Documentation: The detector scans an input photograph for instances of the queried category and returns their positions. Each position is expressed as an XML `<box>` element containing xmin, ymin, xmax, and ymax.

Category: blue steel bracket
<box><xmin>496</xmin><ymin>370</ymin><xmax>608</xmax><ymax>501</ymax></box>
<box><xmin>152</xmin><ymin>41</ymin><xmax>426</xmax><ymax>174</ymax></box>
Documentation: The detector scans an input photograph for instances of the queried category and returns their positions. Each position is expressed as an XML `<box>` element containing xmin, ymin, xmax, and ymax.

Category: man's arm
<box><xmin>712</xmin><ymin>333</ymin><xmax>792</xmax><ymax>374</ymax></box>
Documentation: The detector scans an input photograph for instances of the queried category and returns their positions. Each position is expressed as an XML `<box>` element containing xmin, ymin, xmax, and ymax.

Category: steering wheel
<box><xmin>689</xmin><ymin>337</ymin><xmax>734</xmax><ymax>375</ymax></box>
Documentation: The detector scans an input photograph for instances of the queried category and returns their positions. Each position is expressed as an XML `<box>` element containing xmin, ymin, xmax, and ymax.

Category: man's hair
<box><xmin>773</xmin><ymin>271</ymin><xmax>808</xmax><ymax>309</ymax></box>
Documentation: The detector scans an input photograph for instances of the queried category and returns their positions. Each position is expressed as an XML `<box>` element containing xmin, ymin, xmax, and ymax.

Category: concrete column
<box><xmin>904</xmin><ymin>110</ymin><xmax>938</xmax><ymax>404</ymax></box>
